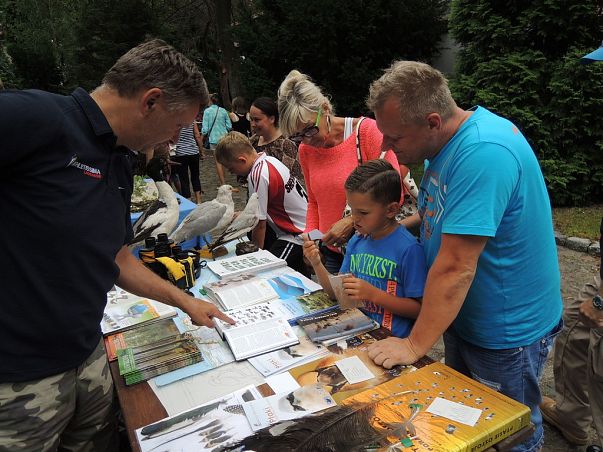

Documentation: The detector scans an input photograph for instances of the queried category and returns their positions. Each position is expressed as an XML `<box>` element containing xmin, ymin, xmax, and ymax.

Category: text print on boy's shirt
<box><xmin>340</xmin><ymin>226</ymin><xmax>427</xmax><ymax>338</ymax></box>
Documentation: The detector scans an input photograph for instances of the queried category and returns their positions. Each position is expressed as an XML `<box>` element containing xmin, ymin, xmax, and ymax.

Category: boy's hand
<box><xmin>343</xmin><ymin>276</ymin><xmax>376</xmax><ymax>302</ymax></box>
<box><xmin>303</xmin><ymin>238</ymin><xmax>322</xmax><ymax>267</ymax></box>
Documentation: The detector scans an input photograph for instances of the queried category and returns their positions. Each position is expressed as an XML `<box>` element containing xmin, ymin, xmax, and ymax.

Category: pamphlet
<box><xmin>203</xmin><ymin>273</ymin><xmax>279</xmax><ymax>310</ymax></box>
<box><xmin>247</xmin><ymin>326</ymin><xmax>329</xmax><ymax>376</ymax></box>
<box><xmin>207</xmin><ymin>249</ymin><xmax>286</xmax><ymax>279</ymax></box>
<box><xmin>213</xmin><ymin>302</ymin><xmax>299</xmax><ymax>361</ymax></box>
<box><xmin>242</xmin><ymin>383</ymin><xmax>336</xmax><ymax>431</ymax></box>
<box><xmin>328</xmin><ymin>273</ymin><xmax>363</xmax><ymax>309</ymax></box>
<box><xmin>102</xmin><ymin>286</ymin><xmax>177</xmax><ymax>335</ymax></box>
<box><xmin>297</xmin><ymin>307</ymin><xmax>377</xmax><ymax>343</ymax></box>
<box><xmin>136</xmin><ymin>385</ymin><xmax>262</xmax><ymax>452</ymax></box>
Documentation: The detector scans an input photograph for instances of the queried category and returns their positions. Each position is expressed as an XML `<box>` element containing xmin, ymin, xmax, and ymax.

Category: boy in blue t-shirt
<box><xmin>303</xmin><ymin>160</ymin><xmax>427</xmax><ymax>338</ymax></box>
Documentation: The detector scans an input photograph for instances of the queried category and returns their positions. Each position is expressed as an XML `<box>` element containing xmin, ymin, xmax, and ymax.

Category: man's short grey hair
<box><xmin>277</xmin><ymin>70</ymin><xmax>334</xmax><ymax>137</ymax></box>
<box><xmin>102</xmin><ymin>39</ymin><xmax>208</xmax><ymax>111</ymax></box>
<box><xmin>367</xmin><ymin>61</ymin><xmax>456</xmax><ymax>123</ymax></box>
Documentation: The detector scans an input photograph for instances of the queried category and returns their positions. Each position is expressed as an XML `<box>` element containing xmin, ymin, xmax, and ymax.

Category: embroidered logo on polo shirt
<box><xmin>67</xmin><ymin>154</ymin><xmax>102</xmax><ymax>179</ymax></box>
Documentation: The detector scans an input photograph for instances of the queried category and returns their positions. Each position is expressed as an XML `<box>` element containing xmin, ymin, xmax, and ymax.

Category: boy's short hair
<box><xmin>215</xmin><ymin>131</ymin><xmax>255</xmax><ymax>164</ymax></box>
<box><xmin>344</xmin><ymin>160</ymin><xmax>401</xmax><ymax>205</ymax></box>
<box><xmin>102</xmin><ymin>39</ymin><xmax>208</xmax><ymax>111</ymax></box>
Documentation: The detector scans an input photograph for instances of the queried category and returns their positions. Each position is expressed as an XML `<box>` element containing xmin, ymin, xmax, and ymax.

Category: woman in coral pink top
<box><xmin>277</xmin><ymin>70</ymin><xmax>404</xmax><ymax>273</ymax></box>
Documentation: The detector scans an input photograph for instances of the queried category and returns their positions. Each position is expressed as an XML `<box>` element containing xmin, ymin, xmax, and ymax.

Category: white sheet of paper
<box><xmin>426</xmin><ymin>397</ymin><xmax>483</xmax><ymax>427</ymax></box>
<box><xmin>335</xmin><ymin>355</ymin><xmax>375</xmax><ymax>384</ymax></box>
<box><xmin>265</xmin><ymin>373</ymin><xmax>300</xmax><ymax>394</ymax></box>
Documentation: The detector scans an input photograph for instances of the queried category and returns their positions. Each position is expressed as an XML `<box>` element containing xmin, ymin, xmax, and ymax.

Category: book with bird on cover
<box><xmin>296</xmin><ymin>307</ymin><xmax>377</xmax><ymax>343</ymax></box>
<box><xmin>343</xmin><ymin>361</ymin><xmax>532</xmax><ymax>451</ymax></box>
<box><xmin>102</xmin><ymin>286</ymin><xmax>177</xmax><ymax>335</ymax></box>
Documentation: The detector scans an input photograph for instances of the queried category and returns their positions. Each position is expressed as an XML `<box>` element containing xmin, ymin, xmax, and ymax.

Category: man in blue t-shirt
<box><xmin>366</xmin><ymin>61</ymin><xmax>563</xmax><ymax>452</ymax></box>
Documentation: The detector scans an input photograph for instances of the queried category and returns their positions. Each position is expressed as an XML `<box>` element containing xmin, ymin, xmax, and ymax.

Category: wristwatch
<box><xmin>593</xmin><ymin>294</ymin><xmax>603</xmax><ymax>311</ymax></box>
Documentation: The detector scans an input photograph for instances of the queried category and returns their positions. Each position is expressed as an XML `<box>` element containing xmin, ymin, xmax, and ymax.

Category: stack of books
<box><xmin>116</xmin><ymin>332</ymin><xmax>203</xmax><ymax>385</ymax></box>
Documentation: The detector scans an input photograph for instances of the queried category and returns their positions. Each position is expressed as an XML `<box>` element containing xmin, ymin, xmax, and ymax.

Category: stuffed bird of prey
<box><xmin>210</xmin><ymin>193</ymin><xmax>260</xmax><ymax>249</ymax></box>
<box><xmin>169</xmin><ymin>200</ymin><xmax>227</xmax><ymax>244</ymax></box>
<box><xmin>207</xmin><ymin>185</ymin><xmax>235</xmax><ymax>238</ymax></box>
<box><xmin>128</xmin><ymin>181</ymin><xmax>179</xmax><ymax>249</ymax></box>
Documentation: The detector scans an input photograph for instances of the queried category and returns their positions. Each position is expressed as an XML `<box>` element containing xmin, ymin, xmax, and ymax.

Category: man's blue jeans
<box><xmin>444</xmin><ymin>319</ymin><xmax>563</xmax><ymax>452</ymax></box>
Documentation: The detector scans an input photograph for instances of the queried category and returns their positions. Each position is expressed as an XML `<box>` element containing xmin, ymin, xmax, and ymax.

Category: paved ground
<box><xmin>195</xmin><ymin>151</ymin><xmax>601</xmax><ymax>451</ymax></box>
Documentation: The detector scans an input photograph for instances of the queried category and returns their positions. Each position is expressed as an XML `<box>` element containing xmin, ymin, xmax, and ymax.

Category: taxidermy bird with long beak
<box><xmin>128</xmin><ymin>181</ymin><xmax>179</xmax><ymax>249</ymax></box>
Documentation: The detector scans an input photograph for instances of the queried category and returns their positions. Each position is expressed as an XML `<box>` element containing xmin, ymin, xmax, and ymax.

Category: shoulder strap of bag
<box><xmin>354</xmin><ymin>117</ymin><xmax>366</xmax><ymax>165</ymax></box>
<box><xmin>207</xmin><ymin>107</ymin><xmax>220</xmax><ymax>136</ymax></box>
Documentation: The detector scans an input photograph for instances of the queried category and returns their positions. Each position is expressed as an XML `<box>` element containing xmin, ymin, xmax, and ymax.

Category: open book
<box><xmin>203</xmin><ymin>273</ymin><xmax>279</xmax><ymax>310</ymax></box>
<box><xmin>213</xmin><ymin>302</ymin><xmax>299</xmax><ymax>361</ymax></box>
<box><xmin>207</xmin><ymin>249</ymin><xmax>287</xmax><ymax>279</ymax></box>
<box><xmin>102</xmin><ymin>286</ymin><xmax>177</xmax><ymax>335</ymax></box>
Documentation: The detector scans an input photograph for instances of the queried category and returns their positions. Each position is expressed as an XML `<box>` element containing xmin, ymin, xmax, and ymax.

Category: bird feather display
<box><xmin>210</xmin><ymin>193</ymin><xmax>260</xmax><ymax>250</ymax></box>
<box><xmin>169</xmin><ymin>201</ymin><xmax>227</xmax><ymax>244</ymax></box>
<box><xmin>221</xmin><ymin>396</ymin><xmax>411</xmax><ymax>452</ymax></box>
<box><xmin>129</xmin><ymin>181</ymin><xmax>179</xmax><ymax>249</ymax></box>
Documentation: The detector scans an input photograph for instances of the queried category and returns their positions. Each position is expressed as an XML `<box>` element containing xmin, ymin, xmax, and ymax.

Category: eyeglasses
<box><xmin>290</xmin><ymin>107</ymin><xmax>322</xmax><ymax>144</ymax></box>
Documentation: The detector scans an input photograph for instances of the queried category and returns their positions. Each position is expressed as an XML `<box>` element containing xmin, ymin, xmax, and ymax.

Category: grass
<box><xmin>552</xmin><ymin>205</ymin><xmax>602</xmax><ymax>240</ymax></box>
<box><xmin>406</xmin><ymin>163</ymin><xmax>601</xmax><ymax>241</ymax></box>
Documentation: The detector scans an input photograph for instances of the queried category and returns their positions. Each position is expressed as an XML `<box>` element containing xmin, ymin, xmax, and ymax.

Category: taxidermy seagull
<box><xmin>128</xmin><ymin>181</ymin><xmax>179</xmax><ymax>249</ymax></box>
<box><xmin>169</xmin><ymin>200</ymin><xmax>227</xmax><ymax>244</ymax></box>
<box><xmin>210</xmin><ymin>193</ymin><xmax>260</xmax><ymax>249</ymax></box>
<box><xmin>207</xmin><ymin>184</ymin><xmax>235</xmax><ymax>239</ymax></box>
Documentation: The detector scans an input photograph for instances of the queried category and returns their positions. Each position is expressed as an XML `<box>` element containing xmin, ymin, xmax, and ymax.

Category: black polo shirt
<box><xmin>0</xmin><ymin>88</ymin><xmax>134</xmax><ymax>382</ymax></box>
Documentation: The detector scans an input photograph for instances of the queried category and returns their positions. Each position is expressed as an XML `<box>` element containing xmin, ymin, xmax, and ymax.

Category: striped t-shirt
<box><xmin>248</xmin><ymin>153</ymin><xmax>308</xmax><ymax>245</ymax></box>
<box><xmin>175</xmin><ymin>124</ymin><xmax>199</xmax><ymax>156</ymax></box>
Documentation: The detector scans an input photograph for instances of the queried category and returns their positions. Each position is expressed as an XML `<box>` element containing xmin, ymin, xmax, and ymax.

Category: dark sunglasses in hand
<box><xmin>289</xmin><ymin>107</ymin><xmax>322</xmax><ymax>144</ymax></box>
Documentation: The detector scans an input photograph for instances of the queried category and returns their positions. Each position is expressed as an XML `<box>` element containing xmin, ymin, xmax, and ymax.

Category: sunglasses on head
<box><xmin>290</xmin><ymin>107</ymin><xmax>322</xmax><ymax>144</ymax></box>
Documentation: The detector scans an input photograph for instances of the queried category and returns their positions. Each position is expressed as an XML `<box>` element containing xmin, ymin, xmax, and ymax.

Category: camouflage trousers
<box><xmin>0</xmin><ymin>339</ymin><xmax>117</xmax><ymax>452</ymax></box>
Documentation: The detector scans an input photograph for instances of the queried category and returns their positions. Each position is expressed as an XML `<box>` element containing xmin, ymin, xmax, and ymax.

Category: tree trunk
<box><xmin>213</xmin><ymin>0</ymin><xmax>241</xmax><ymax>108</ymax></box>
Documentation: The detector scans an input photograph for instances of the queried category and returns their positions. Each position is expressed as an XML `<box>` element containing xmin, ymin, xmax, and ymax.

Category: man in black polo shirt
<box><xmin>0</xmin><ymin>39</ymin><xmax>233</xmax><ymax>450</ymax></box>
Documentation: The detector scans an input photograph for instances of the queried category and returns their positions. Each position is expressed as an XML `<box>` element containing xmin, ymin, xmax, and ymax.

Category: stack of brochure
<box><xmin>105</xmin><ymin>318</ymin><xmax>181</xmax><ymax>361</ymax></box>
<box><xmin>297</xmin><ymin>307</ymin><xmax>378</xmax><ymax>345</ymax></box>
<box><xmin>117</xmin><ymin>333</ymin><xmax>203</xmax><ymax>385</ymax></box>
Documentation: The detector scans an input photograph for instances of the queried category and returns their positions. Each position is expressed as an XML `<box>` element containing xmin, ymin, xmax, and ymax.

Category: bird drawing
<box><xmin>128</xmin><ymin>181</ymin><xmax>179</xmax><ymax>249</ymax></box>
<box><xmin>169</xmin><ymin>200</ymin><xmax>227</xmax><ymax>244</ymax></box>
<box><xmin>210</xmin><ymin>193</ymin><xmax>260</xmax><ymax>249</ymax></box>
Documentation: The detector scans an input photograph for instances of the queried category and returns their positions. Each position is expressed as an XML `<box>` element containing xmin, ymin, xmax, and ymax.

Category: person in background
<box><xmin>540</xmin><ymin>42</ymin><xmax>603</xmax><ymax>452</ymax></box>
<box><xmin>364</xmin><ymin>60</ymin><xmax>563</xmax><ymax>452</ymax></box>
<box><xmin>0</xmin><ymin>39</ymin><xmax>233</xmax><ymax>450</ymax></box>
<box><xmin>201</xmin><ymin>93</ymin><xmax>232</xmax><ymax>187</ymax></box>
<box><xmin>304</xmin><ymin>160</ymin><xmax>426</xmax><ymax>338</ymax></box>
<box><xmin>249</xmin><ymin>97</ymin><xmax>303</xmax><ymax>185</ymax></box>
<box><xmin>174</xmin><ymin>121</ymin><xmax>204</xmax><ymax>204</ymax></box>
<box><xmin>216</xmin><ymin>131</ymin><xmax>308</xmax><ymax>274</ymax></box>
<box><xmin>277</xmin><ymin>70</ymin><xmax>401</xmax><ymax>274</ymax></box>
<box><xmin>229</xmin><ymin>96</ymin><xmax>251</xmax><ymax>187</ymax></box>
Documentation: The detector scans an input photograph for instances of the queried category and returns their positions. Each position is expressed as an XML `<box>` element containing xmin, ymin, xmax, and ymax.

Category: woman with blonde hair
<box><xmin>278</xmin><ymin>70</ymin><xmax>415</xmax><ymax>273</ymax></box>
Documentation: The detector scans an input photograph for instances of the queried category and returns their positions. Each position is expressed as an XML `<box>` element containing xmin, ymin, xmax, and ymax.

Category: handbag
<box><xmin>203</xmin><ymin>107</ymin><xmax>220</xmax><ymax>149</ymax></box>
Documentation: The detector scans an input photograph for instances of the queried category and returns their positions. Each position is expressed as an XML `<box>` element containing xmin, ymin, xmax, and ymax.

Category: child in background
<box><xmin>303</xmin><ymin>160</ymin><xmax>426</xmax><ymax>338</ymax></box>
<box><xmin>215</xmin><ymin>131</ymin><xmax>309</xmax><ymax>275</ymax></box>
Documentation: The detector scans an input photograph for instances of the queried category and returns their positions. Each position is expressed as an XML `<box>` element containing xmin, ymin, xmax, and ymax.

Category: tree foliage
<box><xmin>233</xmin><ymin>0</ymin><xmax>448</xmax><ymax>114</ymax></box>
<box><xmin>449</xmin><ymin>0</ymin><xmax>603</xmax><ymax>206</ymax></box>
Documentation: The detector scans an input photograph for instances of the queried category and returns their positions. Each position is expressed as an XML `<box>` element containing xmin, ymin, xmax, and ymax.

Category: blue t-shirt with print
<box><xmin>419</xmin><ymin>106</ymin><xmax>562</xmax><ymax>349</ymax></box>
<box><xmin>340</xmin><ymin>226</ymin><xmax>427</xmax><ymax>338</ymax></box>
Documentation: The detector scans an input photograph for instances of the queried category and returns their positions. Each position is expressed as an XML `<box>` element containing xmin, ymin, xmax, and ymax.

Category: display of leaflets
<box><xmin>242</xmin><ymin>383</ymin><xmax>336</xmax><ymax>431</ymax></box>
<box><xmin>343</xmin><ymin>362</ymin><xmax>532</xmax><ymax>451</ymax></box>
<box><xmin>247</xmin><ymin>326</ymin><xmax>329</xmax><ymax>377</ymax></box>
<box><xmin>206</xmin><ymin>249</ymin><xmax>286</xmax><ymax>279</ymax></box>
<box><xmin>105</xmin><ymin>318</ymin><xmax>181</xmax><ymax>361</ymax></box>
<box><xmin>102</xmin><ymin>286</ymin><xmax>177</xmax><ymax>335</ymax></box>
<box><xmin>288</xmin><ymin>331</ymin><xmax>419</xmax><ymax>403</ymax></box>
<box><xmin>117</xmin><ymin>333</ymin><xmax>202</xmax><ymax>385</ymax></box>
<box><xmin>136</xmin><ymin>385</ymin><xmax>262</xmax><ymax>452</ymax></box>
<box><xmin>203</xmin><ymin>273</ymin><xmax>279</xmax><ymax>310</ymax></box>
<box><xmin>297</xmin><ymin>307</ymin><xmax>378</xmax><ymax>343</ymax></box>
<box><xmin>213</xmin><ymin>302</ymin><xmax>299</xmax><ymax>361</ymax></box>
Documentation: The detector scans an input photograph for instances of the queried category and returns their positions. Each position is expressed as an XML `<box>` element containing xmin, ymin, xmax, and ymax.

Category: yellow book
<box><xmin>343</xmin><ymin>361</ymin><xmax>531</xmax><ymax>452</ymax></box>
